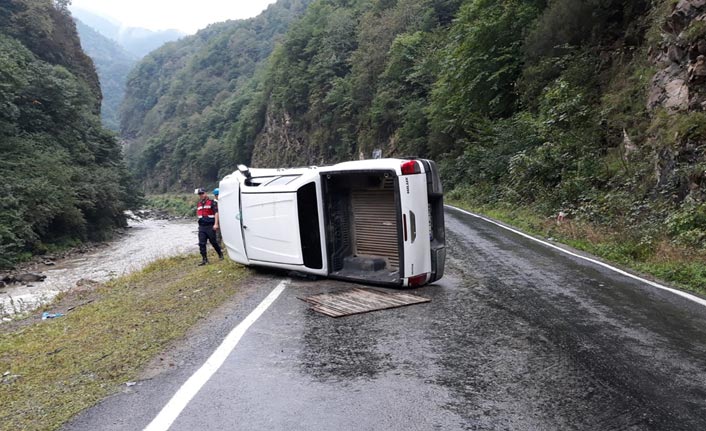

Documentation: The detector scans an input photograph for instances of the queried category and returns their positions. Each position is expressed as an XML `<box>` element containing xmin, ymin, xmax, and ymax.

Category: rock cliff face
<box><xmin>251</xmin><ymin>107</ymin><xmax>324</xmax><ymax>168</ymax></box>
<box><xmin>649</xmin><ymin>0</ymin><xmax>706</xmax><ymax>111</ymax></box>
<box><xmin>647</xmin><ymin>0</ymin><xmax>706</xmax><ymax>201</ymax></box>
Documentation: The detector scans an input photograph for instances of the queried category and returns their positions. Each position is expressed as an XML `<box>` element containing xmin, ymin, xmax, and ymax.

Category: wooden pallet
<box><xmin>300</xmin><ymin>287</ymin><xmax>430</xmax><ymax>317</ymax></box>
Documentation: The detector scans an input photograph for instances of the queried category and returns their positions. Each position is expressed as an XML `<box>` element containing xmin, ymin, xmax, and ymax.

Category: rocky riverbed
<box><xmin>0</xmin><ymin>217</ymin><xmax>196</xmax><ymax>318</ymax></box>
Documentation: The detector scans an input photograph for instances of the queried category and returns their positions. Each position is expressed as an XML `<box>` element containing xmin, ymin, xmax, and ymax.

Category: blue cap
<box><xmin>213</xmin><ymin>188</ymin><xmax>219</xmax><ymax>195</ymax></box>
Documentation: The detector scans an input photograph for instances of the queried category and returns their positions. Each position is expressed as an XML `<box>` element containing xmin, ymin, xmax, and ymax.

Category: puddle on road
<box><xmin>1</xmin><ymin>218</ymin><xmax>197</xmax><ymax>317</ymax></box>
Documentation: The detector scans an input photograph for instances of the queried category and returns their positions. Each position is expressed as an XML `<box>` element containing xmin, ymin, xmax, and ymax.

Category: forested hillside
<box><xmin>120</xmin><ymin>0</ymin><xmax>312</xmax><ymax>191</ymax></box>
<box><xmin>0</xmin><ymin>0</ymin><xmax>138</xmax><ymax>267</ymax></box>
<box><xmin>122</xmin><ymin>0</ymin><xmax>706</xmax><ymax>254</ymax></box>
<box><xmin>75</xmin><ymin>19</ymin><xmax>137</xmax><ymax>131</ymax></box>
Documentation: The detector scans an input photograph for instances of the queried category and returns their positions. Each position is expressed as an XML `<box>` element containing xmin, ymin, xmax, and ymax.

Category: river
<box><xmin>0</xmin><ymin>218</ymin><xmax>196</xmax><ymax>318</ymax></box>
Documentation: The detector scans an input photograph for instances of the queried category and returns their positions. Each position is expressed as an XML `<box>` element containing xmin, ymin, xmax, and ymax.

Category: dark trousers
<box><xmin>198</xmin><ymin>224</ymin><xmax>223</xmax><ymax>259</ymax></box>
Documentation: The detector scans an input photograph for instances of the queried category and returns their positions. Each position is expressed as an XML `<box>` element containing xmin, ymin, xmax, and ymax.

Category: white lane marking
<box><xmin>144</xmin><ymin>279</ymin><xmax>289</xmax><ymax>431</ymax></box>
<box><xmin>447</xmin><ymin>205</ymin><xmax>706</xmax><ymax>308</ymax></box>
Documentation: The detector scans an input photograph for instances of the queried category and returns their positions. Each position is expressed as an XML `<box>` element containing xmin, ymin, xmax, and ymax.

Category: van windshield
<box><xmin>297</xmin><ymin>182</ymin><xmax>322</xmax><ymax>269</ymax></box>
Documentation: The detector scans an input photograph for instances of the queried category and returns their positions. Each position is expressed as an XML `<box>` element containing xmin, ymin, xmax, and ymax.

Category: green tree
<box><xmin>429</xmin><ymin>0</ymin><xmax>543</xmax><ymax>153</ymax></box>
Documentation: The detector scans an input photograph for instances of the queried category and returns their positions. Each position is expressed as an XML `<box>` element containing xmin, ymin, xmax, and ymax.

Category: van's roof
<box><xmin>222</xmin><ymin>158</ymin><xmax>422</xmax><ymax>192</ymax></box>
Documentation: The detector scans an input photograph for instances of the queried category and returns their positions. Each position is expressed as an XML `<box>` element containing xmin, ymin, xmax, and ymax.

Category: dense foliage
<box><xmin>74</xmin><ymin>19</ymin><xmax>137</xmax><ymax>131</ymax></box>
<box><xmin>0</xmin><ymin>0</ymin><xmax>139</xmax><ymax>267</ymax></box>
<box><xmin>120</xmin><ymin>0</ymin><xmax>312</xmax><ymax>191</ymax></box>
<box><xmin>122</xmin><ymin>0</ymin><xmax>706</xmax><ymax>251</ymax></box>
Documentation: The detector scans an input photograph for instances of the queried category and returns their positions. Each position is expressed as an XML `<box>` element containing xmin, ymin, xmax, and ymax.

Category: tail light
<box><xmin>400</xmin><ymin>160</ymin><xmax>420</xmax><ymax>175</ymax></box>
<box><xmin>407</xmin><ymin>273</ymin><xmax>429</xmax><ymax>287</ymax></box>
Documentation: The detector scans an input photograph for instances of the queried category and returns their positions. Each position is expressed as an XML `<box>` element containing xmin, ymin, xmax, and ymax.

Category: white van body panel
<box><xmin>399</xmin><ymin>173</ymin><xmax>432</xmax><ymax>280</ymax></box>
<box><xmin>241</xmin><ymin>192</ymin><xmax>303</xmax><ymax>265</ymax></box>
<box><xmin>246</xmin><ymin>259</ymin><xmax>329</xmax><ymax>275</ymax></box>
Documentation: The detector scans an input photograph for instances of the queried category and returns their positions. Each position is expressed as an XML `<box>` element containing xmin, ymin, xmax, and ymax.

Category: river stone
<box><xmin>76</xmin><ymin>278</ymin><xmax>99</xmax><ymax>287</ymax></box>
<box><xmin>14</xmin><ymin>273</ymin><xmax>46</xmax><ymax>283</ymax></box>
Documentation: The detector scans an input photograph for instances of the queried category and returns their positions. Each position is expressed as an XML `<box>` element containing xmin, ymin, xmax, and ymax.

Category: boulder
<box><xmin>668</xmin><ymin>44</ymin><xmax>685</xmax><ymax>63</ymax></box>
<box><xmin>15</xmin><ymin>273</ymin><xmax>47</xmax><ymax>283</ymax></box>
<box><xmin>689</xmin><ymin>55</ymin><xmax>706</xmax><ymax>83</ymax></box>
<box><xmin>75</xmin><ymin>278</ymin><xmax>99</xmax><ymax>287</ymax></box>
<box><xmin>666</xmin><ymin>0</ymin><xmax>706</xmax><ymax>34</ymax></box>
<box><xmin>664</xmin><ymin>79</ymin><xmax>690</xmax><ymax>110</ymax></box>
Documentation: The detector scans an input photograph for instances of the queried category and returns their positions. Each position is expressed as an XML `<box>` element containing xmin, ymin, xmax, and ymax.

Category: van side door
<box><xmin>240</xmin><ymin>192</ymin><xmax>304</xmax><ymax>265</ymax></box>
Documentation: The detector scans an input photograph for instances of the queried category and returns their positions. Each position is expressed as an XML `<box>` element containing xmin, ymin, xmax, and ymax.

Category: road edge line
<box><xmin>446</xmin><ymin>205</ymin><xmax>706</xmax><ymax>308</ymax></box>
<box><xmin>143</xmin><ymin>279</ymin><xmax>289</xmax><ymax>431</ymax></box>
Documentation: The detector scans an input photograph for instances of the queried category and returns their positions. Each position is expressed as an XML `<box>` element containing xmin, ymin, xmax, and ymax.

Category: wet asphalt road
<box><xmin>64</xmin><ymin>207</ymin><xmax>706</xmax><ymax>430</ymax></box>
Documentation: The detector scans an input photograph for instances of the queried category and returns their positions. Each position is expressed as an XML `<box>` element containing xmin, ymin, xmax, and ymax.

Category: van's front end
<box><xmin>218</xmin><ymin>171</ymin><xmax>249</xmax><ymax>265</ymax></box>
<box><xmin>219</xmin><ymin>166</ymin><xmax>329</xmax><ymax>276</ymax></box>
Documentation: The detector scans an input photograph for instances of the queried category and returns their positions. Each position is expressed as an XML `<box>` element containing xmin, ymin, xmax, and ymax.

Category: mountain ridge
<box><xmin>74</xmin><ymin>18</ymin><xmax>137</xmax><ymax>130</ymax></box>
<box><xmin>69</xmin><ymin>7</ymin><xmax>184</xmax><ymax>58</ymax></box>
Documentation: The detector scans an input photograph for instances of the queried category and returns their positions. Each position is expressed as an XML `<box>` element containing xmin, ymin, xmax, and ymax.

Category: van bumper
<box><xmin>430</xmin><ymin>246</ymin><xmax>445</xmax><ymax>282</ymax></box>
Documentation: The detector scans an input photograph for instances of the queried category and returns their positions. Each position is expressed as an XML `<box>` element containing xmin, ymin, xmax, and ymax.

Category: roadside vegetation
<box><xmin>145</xmin><ymin>193</ymin><xmax>197</xmax><ymax>218</ymax></box>
<box><xmin>0</xmin><ymin>253</ymin><xmax>246</xmax><ymax>431</ymax></box>
<box><xmin>448</xmin><ymin>194</ymin><xmax>706</xmax><ymax>296</ymax></box>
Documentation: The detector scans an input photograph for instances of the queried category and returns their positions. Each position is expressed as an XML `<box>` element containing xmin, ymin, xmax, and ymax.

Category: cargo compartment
<box><xmin>322</xmin><ymin>171</ymin><xmax>402</xmax><ymax>285</ymax></box>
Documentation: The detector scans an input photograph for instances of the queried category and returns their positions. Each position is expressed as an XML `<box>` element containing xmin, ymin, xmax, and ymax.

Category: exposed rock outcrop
<box><xmin>649</xmin><ymin>0</ymin><xmax>706</xmax><ymax>112</ymax></box>
<box><xmin>251</xmin><ymin>108</ymin><xmax>320</xmax><ymax>168</ymax></box>
<box><xmin>646</xmin><ymin>0</ymin><xmax>706</xmax><ymax>202</ymax></box>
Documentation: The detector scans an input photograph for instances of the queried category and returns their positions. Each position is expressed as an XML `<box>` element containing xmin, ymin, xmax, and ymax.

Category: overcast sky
<box><xmin>70</xmin><ymin>0</ymin><xmax>279</xmax><ymax>34</ymax></box>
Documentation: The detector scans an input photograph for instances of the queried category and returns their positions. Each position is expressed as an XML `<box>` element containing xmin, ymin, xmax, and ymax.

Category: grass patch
<box><xmin>145</xmin><ymin>194</ymin><xmax>196</xmax><ymax>217</ymax></box>
<box><xmin>0</xmin><ymin>253</ymin><xmax>247</xmax><ymax>431</ymax></box>
<box><xmin>448</xmin><ymin>198</ymin><xmax>706</xmax><ymax>296</ymax></box>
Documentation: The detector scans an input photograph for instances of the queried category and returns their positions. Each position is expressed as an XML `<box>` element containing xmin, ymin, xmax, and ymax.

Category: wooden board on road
<box><xmin>300</xmin><ymin>287</ymin><xmax>430</xmax><ymax>317</ymax></box>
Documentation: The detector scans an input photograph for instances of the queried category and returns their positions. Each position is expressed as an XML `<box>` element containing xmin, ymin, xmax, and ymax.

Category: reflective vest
<box><xmin>197</xmin><ymin>199</ymin><xmax>215</xmax><ymax>222</ymax></box>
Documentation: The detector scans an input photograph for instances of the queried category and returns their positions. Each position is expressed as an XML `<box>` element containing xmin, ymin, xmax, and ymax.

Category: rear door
<box><xmin>240</xmin><ymin>192</ymin><xmax>304</xmax><ymax>265</ymax></box>
<box><xmin>398</xmin><ymin>168</ymin><xmax>432</xmax><ymax>280</ymax></box>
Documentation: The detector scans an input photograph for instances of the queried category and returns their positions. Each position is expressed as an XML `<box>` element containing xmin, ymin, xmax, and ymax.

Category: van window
<box><xmin>297</xmin><ymin>182</ymin><xmax>322</xmax><ymax>269</ymax></box>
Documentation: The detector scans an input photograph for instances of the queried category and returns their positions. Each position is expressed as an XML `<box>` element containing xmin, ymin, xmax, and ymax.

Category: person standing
<box><xmin>196</xmin><ymin>188</ymin><xmax>223</xmax><ymax>265</ymax></box>
<box><xmin>213</xmin><ymin>188</ymin><xmax>223</xmax><ymax>246</ymax></box>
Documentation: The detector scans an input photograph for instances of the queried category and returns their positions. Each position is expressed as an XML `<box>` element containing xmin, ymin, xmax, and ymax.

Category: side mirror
<box><xmin>237</xmin><ymin>164</ymin><xmax>251</xmax><ymax>178</ymax></box>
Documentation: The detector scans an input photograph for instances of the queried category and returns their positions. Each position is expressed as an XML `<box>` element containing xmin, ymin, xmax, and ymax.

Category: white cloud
<box><xmin>70</xmin><ymin>0</ymin><xmax>278</xmax><ymax>34</ymax></box>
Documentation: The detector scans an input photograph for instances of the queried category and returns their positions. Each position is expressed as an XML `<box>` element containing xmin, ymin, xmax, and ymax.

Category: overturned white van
<box><xmin>218</xmin><ymin>158</ymin><xmax>445</xmax><ymax>287</ymax></box>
